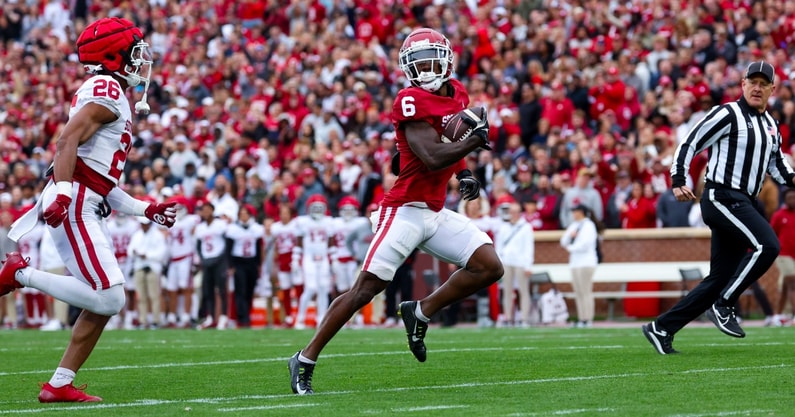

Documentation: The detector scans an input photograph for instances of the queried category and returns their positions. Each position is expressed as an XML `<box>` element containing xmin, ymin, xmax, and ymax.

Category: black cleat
<box><xmin>288</xmin><ymin>351</ymin><xmax>315</xmax><ymax>395</ymax></box>
<box><xmin>398</xmin><ymin>301</ymin><xmax>428</xmax><ymax>362</ymax></box>
<box><xmin>642</xmin><ymin>322</ymin><xmax>680</xmax><ymax>355</ymax></box>
<box><xmin>706</xmin><ymin>304</ymin><xmax>745</xmax><ymax>338</ymax></box>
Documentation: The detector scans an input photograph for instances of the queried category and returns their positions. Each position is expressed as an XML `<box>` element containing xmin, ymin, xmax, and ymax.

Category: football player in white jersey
<box><xmin>0</xmin><ymin>18</ymin><xmax>177</xmax><ymax>403</ymax></box>
<box><xmin>269</xmin><ymin>203</ymin><xmax>301</xmax><ymax>326</ymax></box>
<box><xmin>330</xmin><ymin>196</ymin><xmax>370</xmax><ymax>295</ymax></box>
<box><xmin>225</xmin><ymin>204</ymin><xmax>265</xmax><ymax>328</ymax></box>
<box><xmin>293</xmin><ymin>194</ymin><xmax>335</xmax><ymax>329</ymax></box>
<box><xmin>164</xmin><ymin>197</ymin><xmax>200</xmax><ymax>327</ymax></box>
<box><xmin>106</xmin><ymin>212</ymin><xmax>140</xmax><ymax>329</ymax></box>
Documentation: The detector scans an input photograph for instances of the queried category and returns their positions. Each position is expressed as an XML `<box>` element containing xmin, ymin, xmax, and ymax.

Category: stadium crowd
<box><xmin>2</xmin><ymin>0</ymin><xmax>795</xmax><ymax>328</ymax></box>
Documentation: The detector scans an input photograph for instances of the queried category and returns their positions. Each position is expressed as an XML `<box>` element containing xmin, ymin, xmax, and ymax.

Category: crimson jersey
<box><xmin>383</xmin><ymin>79</ymin><xmax>469</xmax><ymax>211</ymax></box>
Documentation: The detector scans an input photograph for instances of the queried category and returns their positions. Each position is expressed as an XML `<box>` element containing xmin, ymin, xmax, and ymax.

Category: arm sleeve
<box><xmin>107</xmin><ymin>187</ymin><xmax>149</xmax><ymax>216</ymax></box>
<box><xmin>670</xmin><ymin>105</ymin><xmax>731</xmax><ymax>188</ymax></box>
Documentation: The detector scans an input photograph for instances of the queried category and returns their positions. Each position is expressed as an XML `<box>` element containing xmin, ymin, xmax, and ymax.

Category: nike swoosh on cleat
<box><xmin>295</xmin><ymin>383</ymin><xmax>307</xmax><ymax>395</ymax></box>
<box><xmin>411</xmin><ymin>335</ymin><xmax>422</xmax><ymax>343</ymax></box>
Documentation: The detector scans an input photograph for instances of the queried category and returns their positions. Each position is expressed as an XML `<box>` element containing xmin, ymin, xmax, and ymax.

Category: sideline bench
<box><xmin>531</xmin><ymin>262</ymin><xmax>710</xmax><ymax>320</ymax></box>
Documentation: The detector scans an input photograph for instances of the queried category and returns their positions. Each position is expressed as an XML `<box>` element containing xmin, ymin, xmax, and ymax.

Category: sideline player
<box><xmin>0</xmin><ymin>17</ymin><xmax>176</xmax><ymax>402</ymax></box>
<box><xmin>292</xmin><ymin>194</ymin><xmax>335</xmax><ymax>330</ymax></box>
<box><xmin>106</xmin><ymin>212</ymin><xmax>139</xmax><ymax>329</ymax></box>
<box><xmin>269</xmin><ymin>203</ymin><xmax>301</xmax><ymax>326</ymax></box>
<box><xmin>331</xmin><ymin>196</ymin><xmax>369</xmax><ymax>296</ymax></box>
<box><xmin>289</xmin><ymin>28</ymin><xmax>503</xmax><ymax>394</ymax></box>
<box><xmin>164</xmin><ymin>197</ymin><xmax>200</xmax><ymax>328</ymax></box>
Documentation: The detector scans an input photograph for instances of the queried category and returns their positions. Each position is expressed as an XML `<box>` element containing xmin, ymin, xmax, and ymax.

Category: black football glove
<box><xmin>460</xmin><ymin>107</ymin><xmax>491</xmax><ymax>150</ymax></box>
<box><xmin>457</xmin><ymin>169</ymin><xmax>480</xmax><ymax>201</ymax></box>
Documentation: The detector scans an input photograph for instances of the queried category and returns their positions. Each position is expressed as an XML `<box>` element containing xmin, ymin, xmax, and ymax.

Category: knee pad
<box><xmin>93</xmin><ymin>285</ymin><xmax>126</xmax><ymax>316</ymax></box>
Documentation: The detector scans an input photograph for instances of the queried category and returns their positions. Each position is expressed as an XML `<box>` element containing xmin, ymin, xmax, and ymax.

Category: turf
<box><xmin>1</xmin><ymin>323</ymin><xmax>793</xmax><ymax>416</ymax></box>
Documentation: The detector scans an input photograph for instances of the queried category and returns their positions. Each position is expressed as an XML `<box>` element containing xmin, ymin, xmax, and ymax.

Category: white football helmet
<box><xmin>399</xmin><ymin>28</ymin><xmax>454</xmax><ymax>92</ymax></box>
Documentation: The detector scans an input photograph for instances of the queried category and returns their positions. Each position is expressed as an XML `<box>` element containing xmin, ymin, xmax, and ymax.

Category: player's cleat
<box><xmin>642</xmin><ymin>322</ymin><xmax>679</xmax><ymax>355</ymax></box>
<box><xmin>706</xmin><ymin>303</ymin><xmax>745</xmax><ymax>338</ymax></box>
<box><xmin>38</xmin><ymin>382</ymin><xmax>103</xmax><ymax>403</ymax></box>
<box><xmin>288</xmin><ymin>352</ymin><xmax>314</xmax><ymax>395</ymax></box>
<box><xmin>0</xmin><ymin>252</ymin><xmax>27</xmax><ymax>296</ymax></box>
<box><xmin>398</xmin><ymin>301</ymin><xmax>428</xmax><ymax>362</ymax></box>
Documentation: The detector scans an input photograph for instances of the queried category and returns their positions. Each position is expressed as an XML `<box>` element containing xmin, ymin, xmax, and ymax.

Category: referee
<box><xmin>643</xmin><ymin>61</ymin><xmax>795</xmax><ymax>354</ymax></box>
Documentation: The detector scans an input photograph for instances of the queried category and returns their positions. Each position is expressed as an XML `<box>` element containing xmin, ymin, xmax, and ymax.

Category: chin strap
<box><xmin>134</xmin><ymin>79</ymin><xmax>151</xmax><ymax>114</ymax></box>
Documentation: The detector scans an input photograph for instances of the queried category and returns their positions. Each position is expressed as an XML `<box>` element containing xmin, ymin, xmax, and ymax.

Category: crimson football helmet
<box><xmin>338</xmin><ymin>196</ymin><xmax>360</xmax><ymax>220</ymax></box>
<box><xmin>307</xmin><ymin>194</ymin><xmax>328</xmax><ymax>220</ymax></box>
<box><xmin>399</xmin><ymin>28</ymin><xmax>454</xmax><ymax>92</ymax></box>
<box><xmin>77</xmin><ymin>17</ymin><xmax>153</xmax><ymax>113</ymax></box>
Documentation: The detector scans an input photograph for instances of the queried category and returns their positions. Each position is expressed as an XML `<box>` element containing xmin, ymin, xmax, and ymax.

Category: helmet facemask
<box><xmin>119</xmin><ymin>41</ymin><xmax>153</xmax><ymax>88</ymax></box>
<box><xmin>399</xmin><ymin>40</ymin><xmax>453</xmax><ymax>92</ymax></box>
<box><xmin>309</xmin><ymin>202</ymin><xmax>326</xmax><ymax>220</ymax></box>
<box><xmin>340</xmin><ymin>205</ymin><xmax>357</xmax><ymax>220</ymax></box>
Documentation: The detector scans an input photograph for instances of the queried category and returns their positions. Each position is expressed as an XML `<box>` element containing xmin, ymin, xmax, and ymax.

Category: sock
<box><xmin>298</xmin><ymin>352</ymin><xmax>316</xmax><ymax>365</ymax></box>
<box><xmin>14</xmin><ymin>267</ymin><xmax>32</xmax><ymax>285</ymax></box>
<box><xmin>18</xmin><ymin>270</ymin><xmax>98</xmax><ymax>311</ymax></box>
<box><xmin>49</xmin><ymin>367</ymin><xmax>75</xmax><ymax>388</ymax></box>
<box><xmin>414</xmin><ymin>303</ymin><xmax>429</xmax><ymax>322</ymax></box>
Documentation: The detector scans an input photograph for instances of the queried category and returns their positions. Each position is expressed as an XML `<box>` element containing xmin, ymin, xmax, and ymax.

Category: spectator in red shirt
<box><xmin>620</xmin><ymin>181</ymin><xmax>658</xmax><ymax>228</ymax></box>
<box><xmin>540</xmin><ymin>82</ymin><xmax>575</xmax><ymax>129</ymax></box>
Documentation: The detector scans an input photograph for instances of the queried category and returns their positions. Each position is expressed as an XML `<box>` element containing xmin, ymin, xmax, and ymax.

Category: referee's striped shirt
<box><xmin>671</xmin><ymin>96</ymin><xmax>795</xmax><ymax>198</ymax></box>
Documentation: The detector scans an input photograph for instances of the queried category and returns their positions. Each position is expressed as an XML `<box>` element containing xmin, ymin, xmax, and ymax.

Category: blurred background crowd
<box><xmin>2</xmin><ymin>0</ymin><xmax>795</xmax><ymax>229</ymax></box>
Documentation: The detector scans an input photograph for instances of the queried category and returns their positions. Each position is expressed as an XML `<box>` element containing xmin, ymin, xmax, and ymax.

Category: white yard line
<box><xmin>0</xmin><ymin>363</ymin><xmax>789</xmax><ymax>414</ymax></box>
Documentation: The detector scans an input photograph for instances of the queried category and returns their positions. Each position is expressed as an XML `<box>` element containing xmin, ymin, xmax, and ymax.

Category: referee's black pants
<box><xmin>657</xmin><ymin>185</ymin><xmax>780</xmax><ymax>334</ymax></box>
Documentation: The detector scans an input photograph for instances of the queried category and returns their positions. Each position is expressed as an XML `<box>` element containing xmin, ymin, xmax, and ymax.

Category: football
<box><xmin>441</xmin><ymin>107</ymin><xmax>486</xmax><ymax>143</ymax></box>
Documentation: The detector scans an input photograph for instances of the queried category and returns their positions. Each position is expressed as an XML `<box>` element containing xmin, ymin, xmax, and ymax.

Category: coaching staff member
<box><xmin>643</xmin><ymin>61</ymin><xmax>795</xmax><ymax>354</ymax></box>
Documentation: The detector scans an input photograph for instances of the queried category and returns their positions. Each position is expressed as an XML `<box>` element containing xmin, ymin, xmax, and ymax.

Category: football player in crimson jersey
<box><xmin>289</xmin><ymin>28</ymin><xmax>503</xmax><ymax>395</ymax></box>
<box><xmin>0</xmin><ymin>18</ymin><xmax>177</xmax><ymax>403</ymax></box>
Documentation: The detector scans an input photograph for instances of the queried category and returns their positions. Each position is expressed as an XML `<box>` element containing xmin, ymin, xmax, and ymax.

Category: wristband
<box><xmin>56</xmin><ymin>181</ymin><xmax>73</xmax><ymax>197</ymax></box>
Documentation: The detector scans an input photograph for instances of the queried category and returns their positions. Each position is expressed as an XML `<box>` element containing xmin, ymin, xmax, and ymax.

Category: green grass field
<box><xmin>1</xmin><ymin>323</ymin><xmax>793</xmax><ymax>416</ymax></box>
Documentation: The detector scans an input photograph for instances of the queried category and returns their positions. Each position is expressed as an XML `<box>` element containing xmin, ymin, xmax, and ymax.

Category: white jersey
<box><xmin>270</xmin><ymin>219</ymin><xmax>298</xmax><ymax>272</ymax></box>
<box><xmin>71</xmin><ymin>75</ymin><xmax>134</xmax><ymax>193</ymax></box>
<box><xmin>225</xmin><ymin>221</ymin><xmax>265</xmax><ymax>258</ymax></box>
<box><xmin>195</xmin><ymin>218</ymin><xmax>229</xmax><ymax>259</ymax></box>
<box><xmin>331</xmin><ymin>216</ymin><xmax>370</xmax><ymax>262</ymax></box>
<box><xmin>294</xmin><ymin>215</ymin><xmax>334</xmax><ymax>258</ymax></box>
<box><xmin>17</xmin><ymin>222</ymin><xmax>45</xmax><ymax>269</ymax></box>
<box><xmin>106</xmin><ymin>216</ymin><xmax>141</xmax><ymax>262</ymax></box>
<box><xmin>167</xmin><ymin>214</ymin><xmax>200</xmax><ymax>260</ymax></box>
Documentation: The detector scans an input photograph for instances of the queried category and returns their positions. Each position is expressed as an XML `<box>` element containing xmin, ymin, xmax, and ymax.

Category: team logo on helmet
<box><xmin>398</xmin><ymin>28</ymin><xmax>454</xmax><ymax>92</ymax></box>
